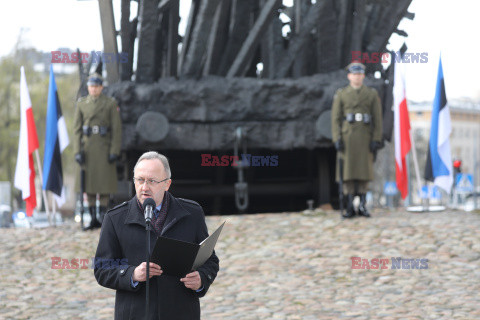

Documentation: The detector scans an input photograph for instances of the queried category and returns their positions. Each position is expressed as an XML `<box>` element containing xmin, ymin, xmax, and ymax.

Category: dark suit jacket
<box><xmin>94</xmin><ymin>193</ymin><xmax>219</xmax><ymax>320</ymax></box>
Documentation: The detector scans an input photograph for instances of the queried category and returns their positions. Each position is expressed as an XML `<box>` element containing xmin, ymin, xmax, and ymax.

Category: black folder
<box><xmin>150</xmin><ymin>221</ymin><xmax>225</xmax><ymax>277</ymax></box>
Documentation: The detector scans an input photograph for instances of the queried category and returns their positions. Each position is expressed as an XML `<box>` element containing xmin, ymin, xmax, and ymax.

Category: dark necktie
<box><xmin>151</xmin><ymin>208</ymin><xmax>167</xmax><ymax>236</ymax></box>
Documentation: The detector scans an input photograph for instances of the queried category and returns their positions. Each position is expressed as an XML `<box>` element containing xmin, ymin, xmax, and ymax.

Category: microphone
<box><xmin>143</xmin><ymin>198</ymin><xmax>156</xmax><ymax>224</ymax></box>
<box><xmin>143</xmin><ymin>198</ymin><xmax>156</xmax><ymax>320</ymax></box>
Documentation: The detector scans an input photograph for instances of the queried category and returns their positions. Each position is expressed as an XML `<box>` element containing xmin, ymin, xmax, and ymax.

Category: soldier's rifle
<box><xmin>338</xmin><ymin>156</ymin><xmax>344</xmax><ymax>218</ymax></box>
<box><xmin>80</xmin><ymin>168</ymin><xmax>85</xmax><ymax>230</ymax></box>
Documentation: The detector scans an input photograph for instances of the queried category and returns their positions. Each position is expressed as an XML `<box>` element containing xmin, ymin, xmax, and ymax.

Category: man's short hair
<box><xmin>133</xmin><ymin>151</ymin><xmax>171</xmax><ymax>179</ymax></box>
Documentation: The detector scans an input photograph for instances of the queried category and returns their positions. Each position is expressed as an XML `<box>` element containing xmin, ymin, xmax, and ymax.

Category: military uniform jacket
<box><xmin>94</xmin><ymin>194</ymin><xmax>220</xmax><ymax>320</ymax></box>
<box><xmin>73</xmin><ymin>94</ymin><xmax>122</xmax><ymax>194</ymax></box>
<box><xmin>331</xmin><ymin>85</ymin><xmax>382</xmax><ymax>181</ymax></box>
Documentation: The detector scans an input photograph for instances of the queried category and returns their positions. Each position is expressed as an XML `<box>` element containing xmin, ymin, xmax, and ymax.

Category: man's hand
<box><xmin>75</xmin><ymin>152</ymin><xmax>85</xmax><ymax>165</ymax></box>
<box><xmin>180</xmin><ymin>271</ymin><xmax>202</xmax><ymax>291</ymax></box>
<box><xmin>132</xmin><ymin>262</ymin><xmax>162</xmax><ymax>282</ymax></box>
<box><xmin>370</xmin><ymin>141</ymin><xmax>384</xmax><ymax>162</ymax></box>
<box><xmin>369</xmin><ymin>141</ymin><xmax>383</xmax><ymax>153</ymax></box>
<box><xmin>334</xmin><ymin>140</ymin><xmax>344</xmax><ymax>152</ymax></box>
<box><xmin>108</xmin><ymin>154</ymin><xmax>118</xmax><ymax>163</ymax></box>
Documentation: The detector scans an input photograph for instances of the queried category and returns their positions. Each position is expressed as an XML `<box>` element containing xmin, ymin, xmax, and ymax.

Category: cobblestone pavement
<box><xmin>1</xmin><ymin>208</ymin><xmax>479</xmax><ymax>320</ymax></box>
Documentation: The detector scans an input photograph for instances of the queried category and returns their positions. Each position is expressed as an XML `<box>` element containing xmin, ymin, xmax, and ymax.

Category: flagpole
<box><xmin>406</xmin><ymin>153</ymin><xmax>412</xmax><ymax>206</ymax></box>
<box><xmin>409</xmin><ymin>134</ymin><xmax>423</xmax><ymax>203</ymax></box>
<box><xmin>34</xmin><ymin>150</ymin><xmax>51</xmax><ymax>219</ymax></box>
<box><xmin>51</xmin><ymin>192</ymin><xmax>57</xmax><ymax>227</ymax></box>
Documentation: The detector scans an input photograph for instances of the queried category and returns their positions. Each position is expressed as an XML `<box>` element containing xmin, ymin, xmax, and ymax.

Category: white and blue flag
<box><xmin>43</xmin><ymin>65</ymin><xmax>70</xmax><ymax>206</ymax></box>
<box><xmin>424</xmin><ymin>57</ymin><xmax>453</xmax><ymax>193</ymax></box>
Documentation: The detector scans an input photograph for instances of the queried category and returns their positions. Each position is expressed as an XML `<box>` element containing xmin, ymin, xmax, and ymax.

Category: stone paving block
<box><xmin>1</xmin><ymin>209</ymin><xmax>480</xmax><ymax>319</ymax></box>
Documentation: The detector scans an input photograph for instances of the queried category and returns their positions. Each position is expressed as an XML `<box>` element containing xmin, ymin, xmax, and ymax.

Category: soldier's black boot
<box><xmin>83</xmin><ymin>206</ymin><xmax>95</xmax><ymax>231</ymax></box>
<box><xmin>358</xmin><ymin>194</ymin><xmax>371</xmax><ymax>218</ymax></box>
<box><xmin>92</xmin><ymin>206</ymin><xmax>102</xmax><ymax>228</ymax></box>
<box><xmin>342</xmin><ymin>194</ymin><xmax>355</xmax><ymax>218</ymax></box>
<box><xmin>83</xmin><ymin>206</ymin><xmax>101</xmax><ymax>230</ymax></box>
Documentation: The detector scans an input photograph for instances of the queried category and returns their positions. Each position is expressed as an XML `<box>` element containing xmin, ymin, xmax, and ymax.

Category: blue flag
<box><xmin>424</xmin><ymin>57</ymin><xmax>453</xmax><ymax>193</ymax></box>
<box><xmin>43</xmin><ymin>66</ymin><xmax>70</xmax><ymax>206</ymax></box>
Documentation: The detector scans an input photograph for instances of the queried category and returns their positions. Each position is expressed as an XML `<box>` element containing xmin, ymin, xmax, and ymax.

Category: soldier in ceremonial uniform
<box><xmin>331</xmin><ymin>62</ymin><xmax>383</xmax><ymax>218</ymax></box>
<box><xmin>74</xmin><ymin>73</ymin><xmax>122</xmax><ymax>229</ymax></box>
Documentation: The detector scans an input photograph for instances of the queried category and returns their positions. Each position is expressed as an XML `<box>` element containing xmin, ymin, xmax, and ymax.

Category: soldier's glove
<box><xmin>369</xmin><ymin>141</ymin><xmax>383</xmax><ymax>153</ymax></box>
<box><xmin>108</xmin><ymin>154</ymin><xmax>118</xmax><ymax>163</ymax></box>
<box><xmin>334</xmin><ymin>140</ymin><xmax>344</xmax><ymax>152</ymax></box>
<box><xmin>75</xmin><ymin>152</ymin><xmax>85</xmax><ymax>165</ymax></box>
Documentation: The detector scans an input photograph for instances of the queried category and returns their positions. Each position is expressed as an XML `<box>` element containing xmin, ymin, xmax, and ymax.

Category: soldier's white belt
<box><xmin>345</xmin><ymin>113</ymin><xmax>371</xmax><ymax>124</ymax></box>
<box><xmin>83</xmin><ymin>125</ymin><xmax>109</xmax><ymax>136</ymax></box>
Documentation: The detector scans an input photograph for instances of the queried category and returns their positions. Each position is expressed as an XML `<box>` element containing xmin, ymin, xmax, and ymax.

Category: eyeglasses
<box><xmin>133</xmin><ymin>177</ymin><xmax>170</xmax><ymax>186</ymax></box>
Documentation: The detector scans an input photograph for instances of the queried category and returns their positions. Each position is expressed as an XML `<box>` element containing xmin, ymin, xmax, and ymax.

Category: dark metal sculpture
<box><xmin>89</xmin><ymin>0</ymin><xmax>414</xmax><ymax>213</ymax></box>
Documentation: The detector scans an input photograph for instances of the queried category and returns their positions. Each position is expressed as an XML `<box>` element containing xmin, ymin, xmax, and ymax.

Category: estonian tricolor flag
<box><xmin>424</xmin><ymin>57</ymin><xmax>453</xmax><ymax>193</ymax></box>
<box><xmin>43</xmin><ymin>66</ymin><xmax>70</xmax><ymax>206</ymax></box>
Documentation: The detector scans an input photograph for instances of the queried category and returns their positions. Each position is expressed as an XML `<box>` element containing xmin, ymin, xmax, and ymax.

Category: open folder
<box><xmin>150</xmin><ymin>221</ymin><xmax>225</xmax><ymax>277</ymax></box>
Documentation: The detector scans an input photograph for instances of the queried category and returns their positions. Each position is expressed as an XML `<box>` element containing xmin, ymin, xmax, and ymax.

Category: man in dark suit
<box><xmin>94</xmin><ymin>151</ymin><xmax>219</xmax><ymax>319</ymax></box>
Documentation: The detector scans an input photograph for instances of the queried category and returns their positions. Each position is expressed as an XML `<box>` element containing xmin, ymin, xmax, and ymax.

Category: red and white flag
<box><xmin>14</xmin><ymin>67</ymin><xmax>39</xmax><ymax>216</ymax></box>
<box><xmin>393</xmin><ymin>60</ymin><xmax>412</xmax><ymax>199</ymax></box>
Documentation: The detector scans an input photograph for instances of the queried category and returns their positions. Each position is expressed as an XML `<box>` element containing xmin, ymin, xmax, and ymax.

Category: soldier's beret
<box><xmin>87</xmin><ymin>73</ymin><xmax>103</xmax><ymax>86</ymax></box>
<box><xmin>346</xmin><ymin>62</ymin><xmax>366</xmax><ymax>74</ymax></box>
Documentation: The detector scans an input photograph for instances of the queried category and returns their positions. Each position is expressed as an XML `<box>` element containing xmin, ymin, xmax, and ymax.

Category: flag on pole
<box><xmin>43</xmin><ymin>65</ymin><xmax>70</xmax><ymax>207</ymax></box>
<box><xmin>424</xmin><ymin>56</ymin><xmax>453</xmax><ymax>193</ymax></box>
<box><xmin>393</xmin><ymin>57</ymin><xmax>412</xmax><ymax>199</ymax></box>
<box><xmin>14</xmin><ymin>67</ymin><xmax>39</xmax><ymax>216</ymax></box>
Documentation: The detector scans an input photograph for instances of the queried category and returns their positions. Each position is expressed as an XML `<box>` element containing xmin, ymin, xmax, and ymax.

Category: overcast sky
<box><xmin>1</xmin><ymin>0</ymin><xmax>479</xmax><ymax>102</ymax></box>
